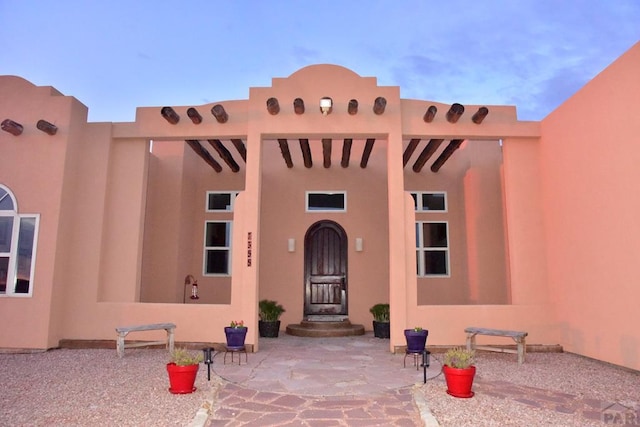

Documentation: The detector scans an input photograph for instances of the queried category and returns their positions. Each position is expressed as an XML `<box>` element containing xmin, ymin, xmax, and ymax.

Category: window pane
<box><xmin>0</xmin><ymin>257</ymin><xmax>8</xmax><ymax>293</ymax></box>
<box><xmin>0</xmin><ymin>217</ymin><xmax>13</xmax><ymax>252</ymax></box>
<box><xmin>205</xmin><ymin>250</ymin><xmax>229</xmax><ymax>274</ymax></box>
<box><xmin>0</xmin><ymin>189</ymin><xmax>15</xmax><ymax>211</ymax></box>
<box><xmin>422</xmin><ymin>193</ymin><xmax>445</xmax><ymax>211</ymax></box>
<box><xmin>208</xmin><ymin>193</ymin><xmax>233</xmax><ymax>211</ymax></box>
<box><xmin>308</xmin><ymin>193</ymin><xmax>345</xmax><ymax>210</ymax></box>
<box><xmin>411</xmin><ymin>193</ymin><xmax>418</xmax><ymax>210</ymax></box>
<box><xmin>15</xmin><ymin>217</ymin><xmax>35</xmax><ymax>294</ymax></box>
<box><xmin>206</xmin><ymin>222</ymin><xmax>230</xmax><ymax>247</ymax></box>
<box><xmin>423</xmin><ymin>251</ymin><xmax>448</xmax><ymax>275</ymax></box>
<box><xmin>422</xmin><ymin>223</ymin><xmax>447</xmax><ymax>247</ymax></box>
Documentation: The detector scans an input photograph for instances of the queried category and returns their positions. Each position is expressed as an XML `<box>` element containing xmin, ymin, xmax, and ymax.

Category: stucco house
<box><xmin>1</xmin><ymin>42</ymin><xmax>638</xmax><ymax>371</ymax></box>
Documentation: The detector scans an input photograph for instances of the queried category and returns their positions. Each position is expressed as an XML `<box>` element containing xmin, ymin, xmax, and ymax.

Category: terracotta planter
<box><xmin>404</xmin><ymin>329</ymin><xmax>428</xmax><ymax>352</ymax></box>
<box><xmin>225</xmin><ymin>327</ymin><xmax>248</xmax><ymax>349</ymax></box>
<box><xmin>443</xmin><ymin>365</ymin><xmax>476</xmax><ymax>398</ymax></box>
<box><xmin>166</xmin><ymin>363</ymin><xmax>199</xmax><ymax>394</ymax></box>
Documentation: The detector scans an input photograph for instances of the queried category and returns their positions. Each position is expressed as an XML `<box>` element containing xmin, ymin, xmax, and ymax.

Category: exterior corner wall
<box><xmin>540</xmin><ymin>42</ymin><xmax>640</xmax><ymax>370</ymax></box>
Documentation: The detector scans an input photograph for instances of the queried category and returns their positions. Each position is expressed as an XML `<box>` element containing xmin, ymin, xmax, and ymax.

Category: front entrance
<box><xmin>304</xmin><ymin>220</ymin><xmax>347</xmax><ymax>318</ymax></box>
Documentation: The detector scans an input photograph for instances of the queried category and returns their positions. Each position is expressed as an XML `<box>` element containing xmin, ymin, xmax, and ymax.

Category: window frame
<box><xmin>416</xmin><ymin>220</ymin><xmax>450</xmax><ymax>278</ymax></box>
<box><xmin>202</xmin><ymin>220</ymin><xmax>233</xmax><ymax>276</ymax></box>
<box><xmin>410</xmin><ymin>191</ymin><xmax>448</xmax><ymax>212</ymax></box>
<box><xmin>305</xmin><ymin>191</ymin><xmax>347</xmax><ymax>212</ymax></box>
<box><xmin>0</xmin><ymin>185</ymin><xmax>39</xmax><ymax>297</ymax></box>
<box><xmin>205</xmin><ymin>191</ymin><xmax>239</xmax><ymax>212</ymax></box>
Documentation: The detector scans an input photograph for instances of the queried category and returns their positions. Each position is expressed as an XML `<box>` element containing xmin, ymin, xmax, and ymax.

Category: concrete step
<box><xmin>286</xmin><ymin>320</ymin><xmax>365</xmax><ymax>337</ymax></box>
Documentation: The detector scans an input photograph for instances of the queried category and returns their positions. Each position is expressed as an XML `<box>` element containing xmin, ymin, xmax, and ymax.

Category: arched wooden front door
<box><xmin>304</xmin><ymin>220</ymin><xmax>347</xmax><ymax>317</ymax></box>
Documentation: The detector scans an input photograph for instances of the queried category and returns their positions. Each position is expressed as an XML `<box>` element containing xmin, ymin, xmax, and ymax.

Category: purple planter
<box><xmin>224</xmin><ymin>327</ymin><xmax>248</xmax><ymax>350</ymax></box>
<box><xmin>404</xmin><ymin>329</ymin><xmax>428</xmax><ymax>353</ymax></box>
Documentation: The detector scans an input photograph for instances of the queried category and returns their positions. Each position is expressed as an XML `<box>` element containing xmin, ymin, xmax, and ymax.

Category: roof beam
<box><xmin>322</xmin><ymin>138</ymin><xmax>332</xmax><ymax>168</ymax></box>
<box><xmin>208</xmin><ymin>139</ymin><xmax>240</xmax><ymax>172</ymax></box>
<box><xmin>360</xmin><ymin>138</ymin><xmax>375</xmax><ymax>168</ymax></box>
<box><xmin>185</xmin><ymin>140</ymin><xmax>222</xmax><ymax>172</ymax></box>
<box><xmin>413</xmin><ymin>139</ymin><xmax>444</xmax><ymax>172</ymax></box>
<box><xmin>431</xmin><ymin>139</ymin><xmax>465</xmax><ymax>172</ymax></box>
<box><xmin>403</xmin><ymin>138</ymin><xmax>421</xmax><ymax>166</ymax></box>
<box><xmin>278</xmin><ymin>139</ymin><xmax>293</xmax><ymax>168</ymax></box>
<box><xmin>341</xmin><ymin>138</ymin><xmax>352</xmax><ymax>168</ymax></box>
<box><xmin>230</xmin><ymin>139</ymin><xmax>246</xmax><ymax>162</ymax></box>
<box><xmin>299</xmin><ymin>139</ymin><xmax>312</xmax><ymax>168</ymax></box>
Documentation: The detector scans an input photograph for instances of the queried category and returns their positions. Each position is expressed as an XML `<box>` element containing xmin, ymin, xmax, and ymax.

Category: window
<box><xmin>204</xmin><ymin>221</ymin><xmax>232</xmax><ymax>275</ymax></box>
<box><xmin>206</xmin><ymin>191</ymin><xmax>238</xmax><ymax>212</ymax></box>
<box><xmin>306</xmin><ymin>191</ymin><xmax>346</xmax><ymax>212</ymax></box>
<box><xmin>416</xmin><ymin>221</ymin><xmax>449</xmax><ymax>277</ymax></box>
<box><xmin>411</xmin><ymin>192</ymin><xmax>447</xmax><ymax>212</ymax></box>
<box><xmin>0</xmin><ymin>186</ymin><xmax>39</xmax><ymax>296</ymax></box>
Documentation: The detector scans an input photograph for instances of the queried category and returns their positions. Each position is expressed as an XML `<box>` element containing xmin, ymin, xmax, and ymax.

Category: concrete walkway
<box><xmin>204</xmin><ymin>333</ymin><xmax>438</xmax><ymax>426</ymax></box>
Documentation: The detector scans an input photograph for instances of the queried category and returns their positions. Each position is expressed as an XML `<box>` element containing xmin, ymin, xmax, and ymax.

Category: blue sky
<box><xmin>1</xmin><ymin>1</ymin><xmax>638</xmax><ymax>122</ymax></box>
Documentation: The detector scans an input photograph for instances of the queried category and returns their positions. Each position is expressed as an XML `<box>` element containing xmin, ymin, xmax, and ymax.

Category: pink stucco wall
<box><xmin>539</xmin><ymin>42</ymin><xmax>640</xmax><ymax>369</ymax></box>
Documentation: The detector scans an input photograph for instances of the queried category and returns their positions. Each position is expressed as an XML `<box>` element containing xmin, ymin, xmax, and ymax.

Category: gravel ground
<box><xmin>1</xmin><ymin>348</ymin><xmax>639</xmax><ymax>426</ymax></box>
<box><xmin>421</xmin><ymin>351</ymin><xmax>640</xmax><ymax>426</ymax></box>
<box><xmin>0</xmin><ymin>348</ymin><xmax>209</xmax><ymax>426</ymax></box>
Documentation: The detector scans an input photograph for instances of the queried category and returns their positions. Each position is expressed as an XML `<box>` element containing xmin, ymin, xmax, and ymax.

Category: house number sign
<box><xmin>247</xmin><ymin>232</ymin><xmax>252</xmax><ymax>267</ymax></box>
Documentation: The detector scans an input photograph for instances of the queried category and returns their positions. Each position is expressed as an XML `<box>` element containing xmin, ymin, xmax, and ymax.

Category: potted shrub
<box><xmin>224</xmin><ymin>320</ymin><xmax>248</xmax><ymax>349</ymax></box>
<box><xmin>369</xmin><ymin>303</ymin><xmax>390</xmax><ymax>338</ymax></box>
<box><xmin>442</xmin><ymin>347</ymin><xmax>476</xmax><ymax>398</ymax></box>
<box><xmin>258</xmin><ymin>299</ymin><xmax>286</xmax><ymax>338</ymax></box>
<box><xmin>404</xmin><ymin>327</ymin><xmax>428</xmax><ymax>352</ymax></box>
<box><xmin>166</xmin><ymin>347</ymin><xmax>203</xmax><ymax>394</ymax></box>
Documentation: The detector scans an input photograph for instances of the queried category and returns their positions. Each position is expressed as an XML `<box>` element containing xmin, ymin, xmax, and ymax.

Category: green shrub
<box><xmin>369</xmin><ymin>303</ymin><xmax>390</xmax><ymax>322</ymax></box>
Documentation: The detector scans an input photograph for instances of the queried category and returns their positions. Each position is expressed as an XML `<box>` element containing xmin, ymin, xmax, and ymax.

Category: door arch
<box><xmin>304</xmin><ymin>220</ymin><xmax>347</xmax><ymax>317</ymax></box>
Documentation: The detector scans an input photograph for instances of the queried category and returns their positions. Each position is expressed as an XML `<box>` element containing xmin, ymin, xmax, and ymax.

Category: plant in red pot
<box><xmin>166</xmin><ymin>348</ymin><xmax>203</xmax><ymax>394</ymax></box>
<box><xmin>443</xmin><ymin>347</ymin><xmax>476</xmax><ymax>398</ymax></box>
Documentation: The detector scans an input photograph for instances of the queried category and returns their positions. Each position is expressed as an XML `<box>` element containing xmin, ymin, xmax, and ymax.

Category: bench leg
<box><xmin>167</xmin><ymin>328</ymin><xmax>175</xmax><ymax>354</ymax></box>
<box><xmin>516</xmin><ymin>337</ymin><xmax>526</xmax><ymax>364</ymax></box>
<box><xmin>466</xmin><ymin>333</ymin><xmax>476</xmax><ymax>352</ymax></box>
<box><xmin>117</xmin><ymin>333</ymin><xmax>126</xmax><ymax>358</ymax></box>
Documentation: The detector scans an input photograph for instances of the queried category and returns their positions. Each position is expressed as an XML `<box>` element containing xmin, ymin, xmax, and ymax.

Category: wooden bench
<box><xmin>464</xmin><ymin>326</ymin><xmax>528</xmax><ymax>364</ymax></box>
<box><xmin>115</xmin><ymin>323</ymin><xmax>176</xmax><ymax>358</ymax></box>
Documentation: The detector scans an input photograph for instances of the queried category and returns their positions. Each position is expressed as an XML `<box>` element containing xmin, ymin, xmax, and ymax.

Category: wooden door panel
<box><xmin>304</xmin><ymin>222</ymin><xmax>347</xmax><ymax>316</ymax></box>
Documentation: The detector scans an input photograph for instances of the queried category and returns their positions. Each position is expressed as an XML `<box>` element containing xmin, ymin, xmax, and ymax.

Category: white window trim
<box><xmin>202</xmin><ymin>220</ymin><xmax>232</xmax><ymax>277</ymax></box>
<box><xmin>205</xmin><ymin>191</ymin><xmax>239</xmax><ymax>212</ymax></box>
<box><xmin>0</xmin><ymin>184</ymin><xmax>39</xmax><ymax>297</ymax></box>
<box><xmin>411</xmin><ymin>191</ymin><xmax>448</xmax><ymax>212</ymax></box>
<box><xmin>305</xmin><ymin>191</ymin><xmax>347</xmax><ymax>213</ymax></box>
<box><xmin>416</xmin><ymin>220</ymin><xmax>450</xmax><ymax>278</ymax></box>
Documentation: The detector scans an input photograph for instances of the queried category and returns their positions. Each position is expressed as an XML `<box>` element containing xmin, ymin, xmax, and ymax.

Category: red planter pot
<box><xmin>443</xmin><ymin>365</ymin><xmax>476</xmax><ymax>398</ymax></box>
<box><xmin>166</xmin><ymin>363</ymin><xmax>199</xmax><ymax>394</ymax></box>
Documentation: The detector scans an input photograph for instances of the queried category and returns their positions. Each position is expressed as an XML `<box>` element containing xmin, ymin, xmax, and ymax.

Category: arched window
<box><xmin>0</xmin><ymin>185</ymin><xmax>39</xmax><ymax>296</ymax></box>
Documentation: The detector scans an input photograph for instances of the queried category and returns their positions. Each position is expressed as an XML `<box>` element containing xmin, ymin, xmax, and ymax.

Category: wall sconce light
<box><xmin>319</xmin><ymin>97</ymin><xmax>333</xmax><ymax>115</ymax></box>
<box><xmin>355</xmin><ymin>238</ymin><xmax>363</xmax><ymax>252</ymax></box>
<box><xmin>183</xmin><ymin>274</ymin><xmax>199</xmax><ymax>303</ymax></box>
<box><xmin>288</xmin><ymin>238</ymin><xmax>295</xmax><ymax>252</ymax></box>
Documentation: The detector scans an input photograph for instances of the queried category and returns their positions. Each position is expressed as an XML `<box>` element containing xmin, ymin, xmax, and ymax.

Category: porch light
<box><xmin>288</xmin><ymin>238</ymin><xmax>295</xmax><ymax>252</ymax></box>
<box><xmin>355</xmin><ymin>238</ymin><xmax>363</xmax><ymax>252</ymax></box>
<box><xmin>319</xmin><ymin>97</ymin><xmax>333</xmax><ymax>115</ymax></box>
<box><xmin>202</xmin><ymin>347</ymin><xmax>214</xmax><ymax>381</ymax></box>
